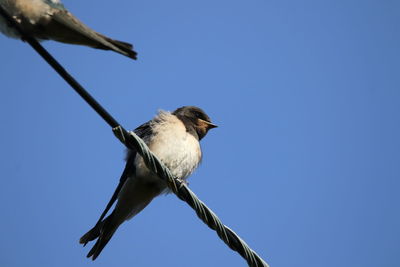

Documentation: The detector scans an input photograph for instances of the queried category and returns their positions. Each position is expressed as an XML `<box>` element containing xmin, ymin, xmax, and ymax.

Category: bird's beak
<box><xmin>199</xmin><ymin>119</ymin><xmax>218</xmax><ymax>130</ymax></box>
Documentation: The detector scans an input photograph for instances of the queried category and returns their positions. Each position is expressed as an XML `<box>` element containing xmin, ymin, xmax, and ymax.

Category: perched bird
<box><xmin>0</xmin><ymin>0</ymin><xmax>137</xmax><ymax>59</ymax></box>
<box><xmin>80</xmin><ymin>106</ymin><xmax>217</xmax><ymax>260</ymax></box>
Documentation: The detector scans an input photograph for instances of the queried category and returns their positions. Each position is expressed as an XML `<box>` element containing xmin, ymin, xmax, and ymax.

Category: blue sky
<box><xmin>0</xmin><ymin>0</ymin><xmax>399</xmax><ymax>266</ymax></box>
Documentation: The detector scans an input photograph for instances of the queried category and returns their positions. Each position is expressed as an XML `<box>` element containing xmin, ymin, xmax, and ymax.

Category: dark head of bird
<box><xmin>173</xmin><ymin>106</ymin><xmax>217</xmax><ymax>140</ymax></box>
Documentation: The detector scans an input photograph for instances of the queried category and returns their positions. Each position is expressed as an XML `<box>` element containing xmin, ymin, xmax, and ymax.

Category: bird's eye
<box><xmin>195</xmin><ymin>112</ymin><xmax>204</xmax><ymax>120</ymax></box>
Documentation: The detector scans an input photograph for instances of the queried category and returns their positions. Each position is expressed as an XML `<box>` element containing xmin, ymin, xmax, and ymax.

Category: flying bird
<box><xmin>80</xmin><ymin>106</ymin><xmax>217</xmax><ymax>260</ymax></box>
<box><xmin>0</xmin><ymin>0</ymin><xmax>137</xmax><ymax>59</ymax></box>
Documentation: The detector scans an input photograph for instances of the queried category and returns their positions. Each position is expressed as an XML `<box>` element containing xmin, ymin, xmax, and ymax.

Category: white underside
<box><xmin>116</xmin><ymin>111</ymin><xmax>202</xmax><ymax>221</ymax></box>
<box><xmin>136</xmin><ymin>110</ymin><xmax>202</xmax><ymax>180</ymax></box>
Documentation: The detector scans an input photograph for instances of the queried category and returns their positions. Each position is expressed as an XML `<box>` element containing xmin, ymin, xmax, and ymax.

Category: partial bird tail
<box><xmin>79</xmin><ymin>212</ymin><xmax>119</xmax><ymax>260</ymax></box>
<box><xmin>99</xmin><ymin>35</ymin><xmax>138</xmax><ymax>60</ymax></box>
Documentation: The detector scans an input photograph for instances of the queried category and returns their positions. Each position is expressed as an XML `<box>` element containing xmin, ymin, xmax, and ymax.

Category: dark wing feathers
<box><xmin>86</xmin><ymin>121</ymin><xmax>153</xmax><ymax>234</ymax></box>
<box><xmin>46</xmin><ymin>10</ymin><xmax>137</xmax><ymax>59</ymax></box>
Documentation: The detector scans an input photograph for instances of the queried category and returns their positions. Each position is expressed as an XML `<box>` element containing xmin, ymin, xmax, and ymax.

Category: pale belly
<box><xmin>135</xmin><ymin>126</ymin><xmax>202</xmax><ymax>181</ymax></box>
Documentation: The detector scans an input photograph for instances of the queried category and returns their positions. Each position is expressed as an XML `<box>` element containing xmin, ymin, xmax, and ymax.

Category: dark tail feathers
<box><xmin>79</xmin><ymin>212</ymin><xmax>119</xmax><ymax>260</ymax></box>
<box><xmin>102</xmin><ymin>35</ymin><xmax>138</xmax><ymax>60</ymax></box>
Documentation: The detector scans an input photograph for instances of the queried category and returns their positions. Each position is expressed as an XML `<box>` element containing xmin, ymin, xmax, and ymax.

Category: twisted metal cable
<box><xmin>113</xmin><ymin>127</ymin><xmax>269</xmax><ymax>267</ymax></box>
<box><xmin>0</xmin><ymin>5</ymin><xmax>269</xmax><ymax>267</ymax></box>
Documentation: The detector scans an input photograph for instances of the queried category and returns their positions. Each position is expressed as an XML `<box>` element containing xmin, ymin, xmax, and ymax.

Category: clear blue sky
<box><xmin>0</xmin><ymin>1</ymin><xmax>399</xmax><ymax>266</ymax></box>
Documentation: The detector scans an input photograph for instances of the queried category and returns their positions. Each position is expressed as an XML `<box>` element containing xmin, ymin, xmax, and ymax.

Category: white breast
<box><xmin>135</xmin><ymin>111</ymin><xmax>202</xmax><ymax>181</ymax></box>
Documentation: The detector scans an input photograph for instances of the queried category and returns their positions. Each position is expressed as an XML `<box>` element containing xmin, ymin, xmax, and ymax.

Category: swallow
<box><xmin>79</xmin><ymin>106</ymin><xmax>217</xmax><ymax>260</ymax></box>
<box><xmin>0</xmin><ymin>0</ymin><xmax>137</xmax><ymax>59</ymax></box>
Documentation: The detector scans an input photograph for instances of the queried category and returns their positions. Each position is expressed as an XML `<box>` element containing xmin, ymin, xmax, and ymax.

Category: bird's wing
<box><xmin>41</xmin><ymin>8</ymin><xmax>137</xmax><ymax>59</ymax></box>
<box><xmin>133</xmin><ymin>121</ymin><xmax>153</xmax><ymax>138</ymax></box>
<box><xmin>47</xmin><ymin>10</ymin><xmax>116</xmax><ymax>47</ymax></box>
<box><xmin>92</xmin><ymin>121</ymin><xmax>153</xmax><ymax>226</ymax></box>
